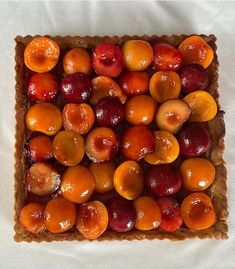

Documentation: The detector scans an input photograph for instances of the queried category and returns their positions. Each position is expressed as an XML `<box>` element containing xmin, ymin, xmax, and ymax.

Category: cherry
<box><xmin>60</xmin><ymin>72</ymin><xmax>92</xmax><ymax>103</ymax></box>
<box><xmin>179</xmin><ymin>64</ymin><xmax>209</xmax><ymax>94</ymax></box>
<box><xmin>178</xmin><ymin>123</ymin><xmax>211</xmax><ymax>157</ymax></box>
<box><xmin>144</xmin><ymin>164</ymin><xmax>182</xmax><ymax>197</ymax></box>
<box><xmin>94</xmin><ymin>97</ymin><xmax>124</xmax><ymax>128</ymax></box>
<box><xmin>107</xmin><ymin>197</ymin><xmax>136</xmax><ymax>232</ymax></box>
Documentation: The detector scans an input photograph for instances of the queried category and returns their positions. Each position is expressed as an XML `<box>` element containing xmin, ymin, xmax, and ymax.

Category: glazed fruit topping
<box><xmin>122</xmin><ymin>40</ymin><xmax>153</xmax><ymax>71</ymax></box>
<box><xmin>92</xmin><ymin>43</ymin><xmax>123</xmax><ymax>77</ymax></box>
<box><xmin>62</xmin><ymin>103</ymin><xmax>95</xmax><ymax>134</ymax></box>
<box><xmin>63</xmin><ymin>48</ymin><xmax>92</xmax><ymax>75</ymax></box>
<box><xmin>26</xmin><ymin>102</ymin><xmax>62</xmax><ymax>136</ymax></box>
<box><xmin>91</xmin><ymin>76</ymin><xmax>127</xmax><ymax>105</ymax></box>
<box><xmin>22</xmin><ymin>35</ymin><xmax>219</xmax><ymax>237</ymax></box>
<box><xmin>53</xmin><ymin>130</ymin><xmax>85</xmax><ymax>166</ymax></box>
<box><xmin>181</xmin><ymin>192</ymin><xmax>215</xmax><ymax>230</ymax></box>
<box><xmin>124</xmin><ymin>95</ymin><xmax>157</xmax><ymax>125</ymax></box>
<box><xmin>134</xmin><ymin>196</ymin><xmax>161</xmax><ymax>231</ymax></box>
<box><xmin>153</xmin><ymin>43</ymin><xmax>183</xmax><ymax>71</ymax></box>
<box><xmin>26</xmin><ymin>162</ymin><xmax>61</xmax><ymax>196</ymax></box>
<box><xmin>178</xmin><ymin>124</ymin><xmax>211</xmax><ymax>157</ymax></box>
<box><xmin>121</xmin><ymin>126</ymin><xmax>155</xmax><ymax>161</ymax></box>
<box><xmin>157</xmin><ymin>197</ymin><xmax>183</xmax><ymax>232</ymax></box>
<box><xmin>76</xmin><ymin>201</ymin><xmax>108</xmax><ymax>240</ymax></box>
<box><xmin>180</xmin><ymin>64</ymin><xmax>209</xmax><ymax>94</ymax></box>
<box><xmin>85</xmin><ymin>127</ymin><xmax>119</xmax><ymax>162</ymax></box>
<box><xmin>60</xmin><ymin>72</ymin><xmax>92</xmax><ymax>103</ymax></box>
<box><xmin>119</xmin><ymin>71</ymin><xmax>150</xmax><ymax>96</ymax></box>
<box><xmin>61</xmin><ymin>165</ymin><xmax>95</xmax><ymax>203</ymax></box>
<box><xmin>44</xmin><ymin>197</ymin><xmax>76</xmax><ymax>233</ymax></box>
<box><xmin>94</xmin><ymin>96</ymin><xmax>124</xmax><ymax>128</ymax></box>
<box><xmin>27</xmin><ymin>135</ymin><xmax>53</xmax><ymax>162</ymax></box>
<box><xmin>183</xmin><ymin>90</ymin><xmax>217</xmax><ymax>122</ymax></box>
<box><xmin>114</xmin><ymin>161</ymin><xmax>143</xmax><ymax>200</ymax></box>
<box><xmin>150</xmin><ymin>71</ymin><xmax>181</xmax><ymax>103</ymax></box>
<box><xmin>24</xmin><ymin>37</ymin><xmax>60</xmax><ymax>73</ymax></box>
<box><xmin>156</xmin><ymin>99</ymin><xmax>191</xmax><ymax>134</ymax></box>
<box><xmin>145</xmin><ymin>164</ymin><xmax>182</xmax><ymax>197</ymax></box>
<box><xmin>144</xmin><ymin>131</ymin><xmax>179</xmax><ymax>165</ymax></box>
<box><xmin>178</xmin><ymin>35</ymin><xmax>214</xmax><ymax>68</ymax></box>
<box><xmin>180</xmin><ymin>158</ymin><xmax>215</xmax><ymax>191</ymax></box>
<box><xmin>89</xmin><ymin>161</ymin><xmax>115</xmax><ymax>194</ymax></box>
<box><xmin>107</xmin><ymin>197</ymin><xmax>136</xmax><ymax>232</ymax></box>
<box><xmin>27</xmin><ymin>72</ymin><xmax>58</xmax><ymax>101</ymax></box>
<box><xmin>19</xmin><ymin>203</ymin><xmax>46</xmax><ymax>234</ymax></box>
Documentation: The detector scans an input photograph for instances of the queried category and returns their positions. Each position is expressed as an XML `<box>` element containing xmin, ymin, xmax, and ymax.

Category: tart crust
<box><xmin>14</xmin><ymin>34</ymin><xmax>228</xmax><ymax>242</ymax></box>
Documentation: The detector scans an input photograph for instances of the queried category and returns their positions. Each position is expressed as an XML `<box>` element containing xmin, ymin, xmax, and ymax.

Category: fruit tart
<box><xmin>14</xmin><ymin>34</ymin><xmax>228</xmax><ymax>242</ymax></box>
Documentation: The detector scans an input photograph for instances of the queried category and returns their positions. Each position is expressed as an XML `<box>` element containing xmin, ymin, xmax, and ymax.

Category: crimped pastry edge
<box><xmin>14</xmin><ymin>34</ymin><xmax>228</xmax><ymax>242</ymax></box>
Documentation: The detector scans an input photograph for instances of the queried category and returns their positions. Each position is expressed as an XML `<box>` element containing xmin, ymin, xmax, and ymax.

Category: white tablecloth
<box><xmin>0</xmin><ymin>1</ymin><xmax>235</xmax><ymax>268</ymax></box>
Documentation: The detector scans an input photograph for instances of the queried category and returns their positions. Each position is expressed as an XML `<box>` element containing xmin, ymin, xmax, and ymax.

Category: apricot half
<box><xmin>181</xmin><ymin>192</ymin><xmax>215</xmax><ymax>230</ymax></box>
<box><xmin>150</xmin><ymin>71</ymin><xmax>181</xmax><ymax>103</ymax></box>
<box><xmin>145</xmin><ymin>131</ymin><xmax>179</xmax><ymax>165</ymax></box>
<box><xmin>44</xmin><ymin>197</ymin><xmax>76</xmax><ymax>233</ymax></box>
<box><xmin>61</xmin><ymin>165</ymin><xmax>95</xmax><ymax>203</ymax></box>
<box><xmin>76</xmin><ymin>200</ymin><xmax>108</xmax><ymax>240</ymax></box>
<box><xmin>24</xmin><ymin>37</ymin><xmax>60</xmax><ymax>73</ymax></box>
<box><xmin>113</xmin><ymin>160</ymin><xmax>143</xmax><ymax>200</ymax></box>
<box><xmin>183</xmin><ymin>90</ymin><xmax>217</xmax><ymax>122</ymax></box>
<box><xmin>26</xmin><ymin>103</ymin><xmax>62</xmax><ymax>136</ymax></box>
<box><xmin>62</xmin><ymin>103</ymin><xmax>95</xmax><ymax>134</ymax></box>
<box><xmin>89</xmin><ymin>161</ymin><xmax>115</xmax><ymax>194</ymax></box>
<box><xmin>53</xmin><ymin>130</ymin><xmax>84</xmax><ymax>166</ymax></box>
<box><xmin>155</xmin><ymin>99</ymin><xmax>191</xmax><ymax>134</ymax></box>
<box><xmin>178</xmin><ymin>35</ymin><xmax>214</xmax><ymax>69</ymax></box>
<box><xmin>91</xmin><ymin>76</ymin><xmax>127</xmax><ymax>105</ymax></box>
<box><xmin>180</xmin><ymin>158</ymin><xmax>215</xmax><ymax>191</ymax></box>
<box><xmin>134</xmin><ymin>196</ymin><xmax>161</xmax><ymax>231</ymax></box>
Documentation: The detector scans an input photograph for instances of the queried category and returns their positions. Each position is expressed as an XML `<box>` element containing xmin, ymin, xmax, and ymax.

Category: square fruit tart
<box><xmin>14</xmin><ymin>34</ymin><xmax>228</xmax><ymax>242</ymax></box>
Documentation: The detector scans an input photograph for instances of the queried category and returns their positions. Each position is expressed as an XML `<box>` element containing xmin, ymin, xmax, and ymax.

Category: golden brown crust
<box><xmin>14</xmin><ymin>34</ymin><xmax>228</xmax><ymax>242</ymax></box>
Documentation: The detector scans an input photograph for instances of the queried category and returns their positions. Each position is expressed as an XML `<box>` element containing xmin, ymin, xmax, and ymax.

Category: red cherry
<box><xmin>92</xmin><ymin>43</ymin><xmax>123</xmax><ymax>77</ymax></box>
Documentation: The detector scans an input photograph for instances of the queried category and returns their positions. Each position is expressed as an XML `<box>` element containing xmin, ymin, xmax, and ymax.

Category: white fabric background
<box><xmin>0</xmin><ymin>1</ymin><xmax>235</xmax><ymax>268</ymax></box>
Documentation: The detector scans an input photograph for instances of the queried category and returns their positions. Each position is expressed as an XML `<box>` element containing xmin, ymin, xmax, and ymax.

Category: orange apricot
<box><xmin>144</xmin><ymin>131</ymin><xmax>179</xmax><ymax>165</ymax></box>
<box><xmin>76</xmin><ymin>200</ymin><xmax>108</xmax><ymax>240</ymax></box>
<box><xmin>61</xmin><ymin>165</ymin><xmax>95</xmax><ymax>203</ymax></box>
<box><xmin>155</xmin><ymin>99</ymin><xmax>191</xmax><ymax>134</ymax></box>
<box><xmin>89</xmin><ymin>161</ymin><xmax>115</xmax><ymax>193</ymax></box>
<box><xmin>19</xmin><ymin>203</ymin><xmax>46</xmax><ymax>233</ymax></box>
<box><xmin>180</xmin><ymin>158</ymin><xmax>215</xmax><ymax>191</ymax></box>
<box><xmin>53</xmin><ymin>130</ymin><xmax>84</xmax><ymax>166</ymax></box>
<box><xmin>122</xmin><ymin>40</ymin><xmax>153</xmax><ymax>71</ymax></box>
<box><xmin>113</xmin><ymin>161</ymin><xmax>143</xmax><ymax>200</ymax></box>
<box><xmin>125</xmin><ymin>95</ymin><xmax>157</xmax><ymax>125</ymax></box>
<box><xmin>150</xmin><ymin>71</ymin><xmax>181</xmax><ymax>103</ymax></box>
<box><xmin>133</xmin><ymin>196</ymin><xmax>161</xmax><ymax>231</ymax></box>
<box><xmin>183</xmin><ymin>90</ymin><xmax>217</xmax><ymax>122</ymax></box>
<box><xmin>62</xmin><ymin>103</ymin><xmax>95</xmax><ymax>134</ymax></box>
<box><xmin>26</xmin><ymin>103</ymin><xmax>62</xmax><ymax>136</ymax></box>
<box><xmin>45</xmin><ymin>197</ymin><xmax>76</xmax><ymax>233</ymax></box>
<box><xmin>181</xmin><ymin>192</ymin><xmax>215</xmax><ymax>230</ymax></box>
<box><xmin>91</xmin><ymin>76</ymin><xmax>127</xmax><ymax>105</ymax></box>
<box><xmin>63</xmin><ymin>47</ymin><xmax>91</xmax><ymax>75</ymax></box>
<box><xmin>24</xmin><ymin>37</ymin><xmax>60</xmax><ymax>73</ymax></box>
<box><xmin>178</xmin><ymin>35</ymin><xmax>214</xmax><ymax>68</ymax></box>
